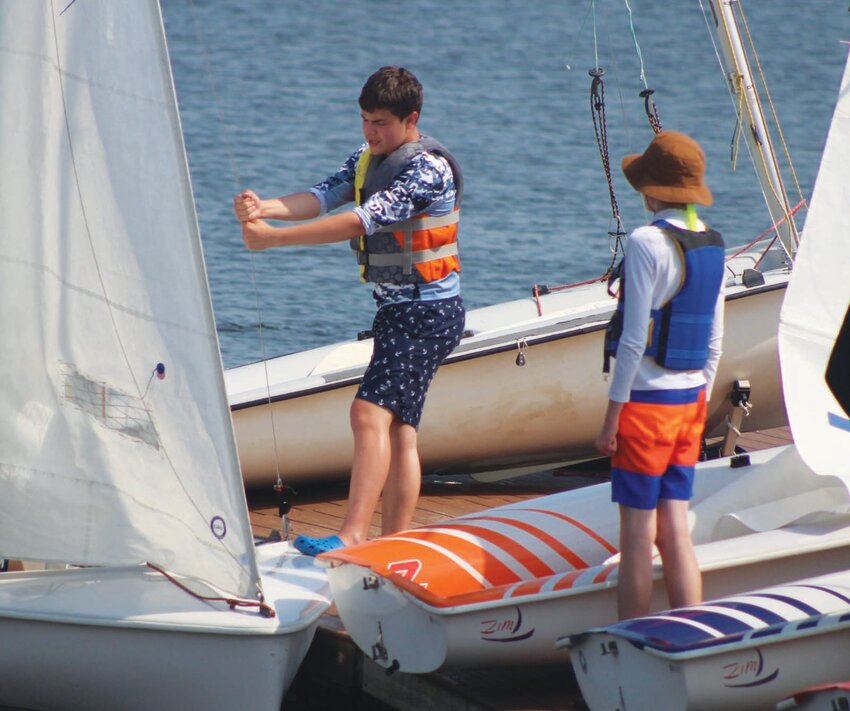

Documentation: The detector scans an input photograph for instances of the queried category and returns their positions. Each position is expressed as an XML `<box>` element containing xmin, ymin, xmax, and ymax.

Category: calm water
<box><xmin>160</xmin><ymin>1</ymin><xmax>848</xmax><ymax>368</ymax></box>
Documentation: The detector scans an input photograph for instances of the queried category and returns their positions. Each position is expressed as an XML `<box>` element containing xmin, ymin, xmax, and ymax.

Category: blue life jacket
<box><xmin>603</xmin><ymin>221</ymin><xmax>725</xmax><ymax>373</ymax></box>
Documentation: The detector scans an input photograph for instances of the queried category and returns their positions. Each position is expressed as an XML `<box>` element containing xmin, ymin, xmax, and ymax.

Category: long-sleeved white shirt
<box><xmin>607</xmin><ymin>208</ymin><xmax>725</xmax><ymax>404</ymax></box>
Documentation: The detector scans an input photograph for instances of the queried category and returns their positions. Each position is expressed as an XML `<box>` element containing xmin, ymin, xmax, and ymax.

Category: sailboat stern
<box><xmin>566</xmin><ymin>570</ymin><xmax>850</xmax><ymax>711</ymax></box>
<box><xmin>322</xmin><ymin>484</ymin><xmax>624</xmax><ymax>671</ymax></box>
<box><xmin>0</xmin><ymin>561</ymin><xmax>329</xmax><ymax>711</ymax></box>
<box><xmin>325</xmin><ymin>560</ymin><xmax>450</xmax><ymax>673</ymax></box>
<box><xmin>568</xmin><ymin>631</ymin><xmax>688</xmax><ymax>711</ymax></box>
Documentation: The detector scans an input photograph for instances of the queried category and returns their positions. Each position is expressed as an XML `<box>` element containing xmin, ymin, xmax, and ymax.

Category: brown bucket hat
<box><xmin>622</xmin><ymin>131</ymin><xmax>713</xmax><ymax>206</ymax></box>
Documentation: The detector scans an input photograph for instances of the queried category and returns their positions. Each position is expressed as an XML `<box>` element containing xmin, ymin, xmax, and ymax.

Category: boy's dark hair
<box><xmin>359</xmin><ymin>66</ymin><xmax>423</xmax><ymax>120</ymax></box>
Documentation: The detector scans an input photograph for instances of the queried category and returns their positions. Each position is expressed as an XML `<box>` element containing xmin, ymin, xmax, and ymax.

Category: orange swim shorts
<box><xmin>611</xmin><ymin>386</ymin><xmax>707</xmax><ymax>509</ymax></box>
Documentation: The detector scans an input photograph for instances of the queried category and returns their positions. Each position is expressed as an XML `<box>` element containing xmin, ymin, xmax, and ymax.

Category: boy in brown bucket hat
<box><xmin>596</xmin><ymin>131</ymin><xmax>725</xmax><ymax>619</ymax></box>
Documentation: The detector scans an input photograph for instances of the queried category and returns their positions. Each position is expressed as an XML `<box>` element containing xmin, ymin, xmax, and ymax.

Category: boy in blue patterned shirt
<box><xmin>234</xmin><ymin>66</ymin><xmax>465</xmax><ymax>555</ymax></box>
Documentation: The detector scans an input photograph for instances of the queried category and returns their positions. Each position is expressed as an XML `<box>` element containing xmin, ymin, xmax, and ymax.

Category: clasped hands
<box><xmin>233</xmin><ymin>190</ymin><xmax>273</xmax><ymax>250</ymax></box>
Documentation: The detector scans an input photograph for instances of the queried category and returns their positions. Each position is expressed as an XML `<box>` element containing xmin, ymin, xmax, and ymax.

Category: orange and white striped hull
<box><xmin>322</xmin><ymin>445</ymin><xmax>850</xmax><ymax>672</ymax></box>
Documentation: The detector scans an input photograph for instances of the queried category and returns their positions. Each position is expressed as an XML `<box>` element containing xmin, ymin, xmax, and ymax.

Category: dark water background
<box><xmin>160</xmin><ymin>0</ymin><xmax>849</xmax><ymax>368</ymax></box>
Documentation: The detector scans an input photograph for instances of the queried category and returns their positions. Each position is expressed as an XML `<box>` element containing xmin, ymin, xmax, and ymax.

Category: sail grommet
<box><xmin>210</xmin><ymin>515</ymin><xmax>227</xmax><ymax>540</ymax></box>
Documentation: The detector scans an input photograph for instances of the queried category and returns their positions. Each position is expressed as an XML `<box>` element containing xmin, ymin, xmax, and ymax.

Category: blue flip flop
<box><xmin>293</xmin><ymin>534</ymin><xmax>344</xmax><ymax>556</ymax></box>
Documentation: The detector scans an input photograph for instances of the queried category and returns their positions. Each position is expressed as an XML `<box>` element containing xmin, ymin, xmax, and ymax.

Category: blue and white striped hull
<box><xmin>566</xmin><ymin>570</ymin><xmax>850</xmax><ymax>711</ymax></box>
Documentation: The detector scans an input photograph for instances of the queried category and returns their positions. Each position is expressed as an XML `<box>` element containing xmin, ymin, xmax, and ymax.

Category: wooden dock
<box><xmin>247</xmin><ymin>427</ymin><xmax>793</xmax><ymax>711</ymax></box>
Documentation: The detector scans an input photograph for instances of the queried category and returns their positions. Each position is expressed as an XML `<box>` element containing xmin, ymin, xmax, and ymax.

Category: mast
<box><xmin>705</xmin><ymin>0</ymin><xmax>801</xmax><ymax>258</ymax></box>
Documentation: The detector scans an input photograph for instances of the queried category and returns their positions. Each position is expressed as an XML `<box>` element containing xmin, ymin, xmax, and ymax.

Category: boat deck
<box><xmin>247</xmin><ymin>426</ymin><xmax>793</xmax><ymax>711</ymax></box>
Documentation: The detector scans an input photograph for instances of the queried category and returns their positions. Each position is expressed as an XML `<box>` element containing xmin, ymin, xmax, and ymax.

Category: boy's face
<box><xmin>361</xmin><ymin>108</ymin><xmax>419</xmax><ymax>156</ymax></box>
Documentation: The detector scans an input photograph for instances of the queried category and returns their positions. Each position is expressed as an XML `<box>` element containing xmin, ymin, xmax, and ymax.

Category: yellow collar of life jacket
<box><xmin>350</xmin><ymin>138</ymin><xmax>462</xmax><ymax>285</ymax></box>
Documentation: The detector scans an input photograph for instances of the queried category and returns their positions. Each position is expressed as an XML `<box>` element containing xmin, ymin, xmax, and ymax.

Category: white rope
<box><xmin>186</xmin><ymin>0</ymin><xmax>285</xmax><ymax>488</ymax></box>
<box><xmin>622</xmin><ymin>0</ymin><xmax>650</xmax><ymax>89</ymax></box>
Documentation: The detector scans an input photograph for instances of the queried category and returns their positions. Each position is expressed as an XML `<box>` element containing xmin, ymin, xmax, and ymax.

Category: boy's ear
<box><xmin>405</xmin><ymin>110</ymin><xmax>420</xmax><ymax>126</ymax></box>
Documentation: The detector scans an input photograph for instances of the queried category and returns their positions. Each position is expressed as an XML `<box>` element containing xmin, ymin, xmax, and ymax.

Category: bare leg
<box><xmin>617</xmin><ymin>505</ymin><xmax>657</xmax><ymax>620</ymax></box>
<box><xmin>337</xmin><ymin>398</ymin><xmax>394</xmax><ymax>546</ymax></box>
<box><xmin>656</xmin><ymin>498</ymin><xmax>702</xmax><ymax>609</ymax></box>
<box><xmin>380</xmin><ymin>420</ymin><xmax>421</xmax><ymax>535</ymax></box>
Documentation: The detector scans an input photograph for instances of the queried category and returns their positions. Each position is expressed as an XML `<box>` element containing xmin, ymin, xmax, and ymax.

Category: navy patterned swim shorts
<box><xmin>356</xmin><ymin>296</ymin><xmax>465</xmax><ymax>428</ymax></box>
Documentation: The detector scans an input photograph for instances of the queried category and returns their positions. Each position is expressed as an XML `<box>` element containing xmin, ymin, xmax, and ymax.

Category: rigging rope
<box><xmin>589</xmin><ymin>0</ymin><xmax>664</xmax><ymax>275</ymax></box>
<box><xmin>620</xmin><ymin>0</ymin><xmax>663</xmax><ymax>133</ymax></box>
<box><xmin>147</xmin><ymin>563</ymin><xmax>276</xmax><ymax>618</ymax></box>
<box><xmin>589</xmin><ymin>67</ymin><xmax>627</xmax><ymax>275</ymax></box>
<box><xmin>736</xmin><ymin>0</ymin><xmax>807</xmax><ymax>207</ymax></box>
<box><xmin>697</xmin><ymin>0</ymin><xmax>800</xmax><ymax>260</ymax></box>
<box><xmin>187</xmin><ymin>0</ymin><xmax>286</xmax><ymax>494</ymax></box>
<box><xmin>537</xmin><ymin>0</ymin><xmax>795</xmax><ymax>313</ymax></box>
<box><xmin>623</xmin><ymin>0</ymin><xmax>649</xmax><ymax>89</ymax></box>
<box><xmin>639</xmin><ymin>88</ymin><xmax>663</xmax><ymax>134</ymax></box>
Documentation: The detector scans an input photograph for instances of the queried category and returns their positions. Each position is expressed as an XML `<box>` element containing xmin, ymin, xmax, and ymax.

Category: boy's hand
<box><xmin>234</xmin><ymin>190</ymin><xmax>262</xmax><ymax>222</ymax></box>
<box><xmin>594</xmin><ymin>400</ymin><xmax>623</xmax><ymax>456</ymax></box>
<box><xmin>594</xmin><ymin>424</ymin><xmax>618</xmax><ymax>457</ymax></box>
<box><xmin>242</xmin><ymin>219</ymin><xmax>274</xmax><ymax>250</ymax></box>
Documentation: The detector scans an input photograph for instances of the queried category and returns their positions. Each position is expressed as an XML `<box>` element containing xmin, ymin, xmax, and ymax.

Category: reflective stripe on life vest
<box><xmin>351</xmin><ymin>138</ymin><xmax>462</xmax><ymax>284</ymax></box>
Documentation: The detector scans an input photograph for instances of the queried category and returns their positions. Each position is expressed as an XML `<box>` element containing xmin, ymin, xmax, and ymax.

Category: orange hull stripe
<box><xmin>509</xmin><ymin>579</ymin><xmax>545</xmax><ymax>598</ymax></box>
<box><xmin>324</xmin><ymin>543</ymin><xmax>488</xmax><ymax>596</ymax></box>
<box><xmin>552</xmin><ymin>569</ymin><xmax>587</xmax><ymax>591</ymax></box>
<box><xmin>592</xmin><ymin>564</ymin><xmax>618</xmax><ymax>584</ymax></box>
<box><xmin>429</xmin><ymin>523</ymin><xmax>556</xmax><ymax>578</ymax></box>
<box><xmin>519</xmin><ymin>509</ymin><xmax>618</xmax><ymax>554</ymax></box>
<box><xmin>392</xmin><ymin>530</ymin><xmax>522</xmax><ymax>586</ymax></box>
<box><xmin>459</xmin><ymin>515</ymin><xmax>589</xmax><ymax>569</ymax></box>
<box><xmin>325</xmin><ymin>555</ymin><xmax>617</xmax><ymax>610</ymax></box>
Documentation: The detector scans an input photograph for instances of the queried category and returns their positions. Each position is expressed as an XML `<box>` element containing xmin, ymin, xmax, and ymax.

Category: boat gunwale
<box><xmin>0</xmin><ymin>565</ymin><xmax>330</xmax><ymax>635</ymax></box>
<box><xmin>324</xmin><ymin>517</ymin><xmax>850</xmax><ymax>617</ymax></box>
<box><xmin>588</xmin><ymin>606</ymin><xmax>850</xmax><ymax>662</ymax></box>
<box><xmin>230</xmin><ymin>277</ymin><xmax>789</xmax><ymax>410</ymax></box>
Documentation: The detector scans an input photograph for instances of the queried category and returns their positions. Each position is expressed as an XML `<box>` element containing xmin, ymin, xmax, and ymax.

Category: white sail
<box><xmin>0</xmin><ymin>1</ymin><xmax>260</xmax><ymax>599</ymax></box>
<box><xmin>779</xmin><ymin>50</ymin><xmax>850</xmax><ymax>482</ymax></box>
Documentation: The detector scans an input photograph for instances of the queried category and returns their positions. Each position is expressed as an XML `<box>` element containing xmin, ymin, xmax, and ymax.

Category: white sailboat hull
<box><xmin>229</xmin><ymin>250</ymin><xmax>789</xmax><ymax>485</ymax></box>
<box><xmin>0</xmin><ymin>544</ymin><xmax>330</xmax><ymax>711</ymax></box>
<box><xmin>0</xmin><ymin>3</ymin><xmax>334</xmax><ymax>707</ymax></box>
<box><xmin>322</xmin><ymin>445</ymin><xmax>850</xmax><ymax>672</ymax></box>
<box><xmin>571</xmin><ymin>627</ymin><xmax>850</xmax><ymax>711</ymax></box>
<box><xmin>568</xmin><ymin>571</ymin><xmax>850</xmax><ymax>711</ymax></box>
<box><xmin>0</xmin><ymin>616</ymin><xmax>308</xmax><ymax>711</ymax></box>
<box><xmin>326</xmin><ymin>538</ymin><xmax>850</xmax><ymax>674</ymax></box>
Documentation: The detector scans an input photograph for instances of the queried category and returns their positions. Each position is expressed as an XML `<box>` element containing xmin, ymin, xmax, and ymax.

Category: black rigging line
<box><xmin>589</xmin><ymin>67</ymin><xmax>627</xmax><ymax>276</ymax></box>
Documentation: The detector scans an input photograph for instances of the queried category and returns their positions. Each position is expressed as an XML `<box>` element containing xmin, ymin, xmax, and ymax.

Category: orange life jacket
<box><xmin>351</xmin><ymin>137</ymin><xmax>462</xmax><ymax>285</ymax></box>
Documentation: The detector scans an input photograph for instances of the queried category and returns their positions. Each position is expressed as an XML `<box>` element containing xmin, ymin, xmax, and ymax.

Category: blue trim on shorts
<box><xmin>611</xmin><ymin>468</ymin><xmax>661</xmax><ymax>510</ymax></box>
<box><xmin>660</xmin><ymin>464</ymin><xmax>696</xmax><ymax>499</ymax></box>
<box><xmin>629</xmin><ymin>385</ymin><xmax>705</xmax><ymax>405</ymax></box>
<box><xmin>611</xmin><ymin>464</ymin><xmax>695</xmax><ymax>509</ymax></box>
